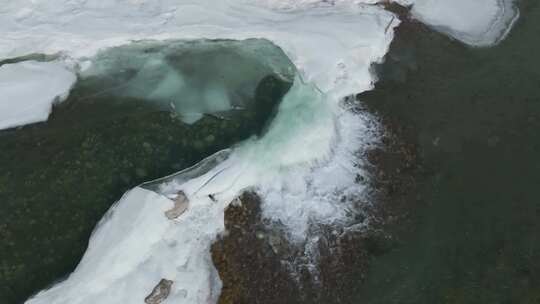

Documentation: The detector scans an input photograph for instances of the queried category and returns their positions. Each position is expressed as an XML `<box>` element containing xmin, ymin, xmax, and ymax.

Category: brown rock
<box><xmin>165</xmin><ymin>191</ymin><xmax>189</xmax><ymax>220</ymax></box>
<box><xmin>144</xmin><ymin>279</ymin><xmax>174</xmax><ymax>304</ymax></box>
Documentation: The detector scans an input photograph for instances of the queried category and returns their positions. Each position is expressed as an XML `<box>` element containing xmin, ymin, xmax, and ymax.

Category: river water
<box><xmin>358</xmin><ymin>1</ymin><xmax>540</xmax><ymax>302</ymax></box>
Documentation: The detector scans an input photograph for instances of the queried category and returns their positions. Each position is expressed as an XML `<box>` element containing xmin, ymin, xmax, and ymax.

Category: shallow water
<box><xmin>358</xmin><ymin>1</ymin><xmax>540</xmax><ymax>302</ymax></box>
<box><xmin>0</xmin><ymin>39</ymin><xmax>292</xmax><ymax>304</ymax></box>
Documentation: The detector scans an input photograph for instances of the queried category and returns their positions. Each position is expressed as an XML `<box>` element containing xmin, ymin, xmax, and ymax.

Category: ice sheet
<box><xmin>396</xmin><ymin>0</ymin><xmax>519</xmax><ymax>46</ymax></box>
<box><xmin>0</xmin><ymin>60</ymin><xmax>76</xmax><ymax>130</ymax></box>
<box><xmin>0</xmin><ymin>0</ymin><xmax>396</xmax><ymax>95</ymax></box>
<box><xmin>0</xmin><ymin>0</ymin><xmax>520</xmax><ymax>131</ymax></box>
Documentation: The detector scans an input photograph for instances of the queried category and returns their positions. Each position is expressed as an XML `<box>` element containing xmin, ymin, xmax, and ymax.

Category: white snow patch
<box><xmin>0</xmin><ymin>0</ymin><xmax>396</xmax><ymax>95</ymax></box>
<box><xmin>396</xmin><ymin>0</ymin><xmax>519</xmax><ymax>46</ymax></box>
<box><xmin>26</xmin><ymin>187</ymin><xmax>224</xmax><ymax>304</ymax></box>
<box><xmin>0</xmin><ymin>61</ymin><xmax>76</xmax><ymax>130</ymax></box>
<box><xmin>0</xmin><ymin>0</ymin><xmax>520</xmax><ymax>130</ymax></box>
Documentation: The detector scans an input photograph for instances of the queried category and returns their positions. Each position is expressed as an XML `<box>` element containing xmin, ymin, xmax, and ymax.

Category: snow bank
<box><xmin>0</xmin><ymin>61</ymin><xmax>76</xmax><ymax>130</ymax></box>
<box><xmin>396</xmin><ymin>0</ymin><xmax>519</xmax><ymax>46</ymax></box>
<box><xmin>26</xmin><ymin>187</ymin><xmax>224</xmax><ymax>304</ymax></box>
<box><xmin>0</xmin><ymin>0</ymin><xmax>397</xmax><ymax>95</ymax></box>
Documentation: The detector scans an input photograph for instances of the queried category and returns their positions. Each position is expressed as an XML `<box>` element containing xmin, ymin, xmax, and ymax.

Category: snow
<box><xmin>26</xmin><ymin>187</ymin><xmax>223</xmax><ymax>304</ymax></box>
<box><xmin>396</xmin><ymin>0</ymin><xmax>519</xmax><ymax>46</ymax></box>
<box><xmin>0</xmin><ymin>0</ymin><xmax>520</xmax><ymax>130</ymax></box>
<box><xmin>0</xmin><ymin>60</ymin><xmax>76</xmax><ymax>130</ymax></box>
<box><xmin>0</xmin><ymin>0</ymin><xmax>396</xmax><ymax>95</ymax></box>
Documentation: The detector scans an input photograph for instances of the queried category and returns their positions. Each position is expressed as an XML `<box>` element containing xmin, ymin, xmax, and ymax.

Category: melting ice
<box><xmin>77</xmin><ymin>39</ymin><xmax>295</xmax><ymax>125</ymax></box>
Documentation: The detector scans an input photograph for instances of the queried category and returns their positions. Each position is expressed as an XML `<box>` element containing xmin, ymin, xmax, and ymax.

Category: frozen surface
<box><xmin>78</xmin><ymin>39</ymin><xmax>295</xmax><ymax>124</ymax></box>
<box><xmin>0</xmin><ymin>0</ymin><xmax>520</xmax><ymax>130</ymax></box>
<box><xmin>0</xmin><ymin>0</ymin><xmax>395</xmax><ymax>95</ymax></box>
<box><xmin>0</xmin><ymin>61</ymin><xmax>76</xmax><ymax>130</ymax></box>
<box><xmin>396</xmin><ymin>0</ymin><xmax>519</xmax><ymax>46</ymax></box>
<box><xmin>26</xmin><ymin>187</ymin><xmax>223</xmax><ymax>304</ymax></box>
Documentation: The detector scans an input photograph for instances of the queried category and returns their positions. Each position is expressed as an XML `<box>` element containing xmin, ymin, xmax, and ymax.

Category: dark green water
<box><xmin>359</xmin><ymin>1</ymin><xmax>540</xmax><ymax>303</ymax></box>
<box><xmin>0</xmin><ymin>40</ymin><xmax>291</xmax><ymax>304</ymax></box>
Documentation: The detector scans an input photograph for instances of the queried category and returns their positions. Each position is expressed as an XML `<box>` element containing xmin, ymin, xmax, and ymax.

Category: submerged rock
<box><xmin>144</xmin><ymin>279</ymin><xmax>173</xmax><ymax>304</ymax></box>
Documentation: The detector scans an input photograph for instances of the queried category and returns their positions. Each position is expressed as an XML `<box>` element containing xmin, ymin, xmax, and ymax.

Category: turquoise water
<box><xmin>75</xmin><ymin>39</ymin><xmax>294</xmax><ymax>127</ymax></box>
<box><xmin>0</xmin><ymin>39</ymin><xmax>293</xmax><ymax>304</ymax></box>
<box><xmin>358</xmin><ymin>1</ymin><xmax>540</xmax><ymax>303</ymax></box>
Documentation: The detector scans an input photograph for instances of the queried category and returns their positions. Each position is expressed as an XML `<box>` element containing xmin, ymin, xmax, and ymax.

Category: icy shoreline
<box><xmin>16</xmin><ymin>2</ymin><xmax>398</xmax><ymax>303</ymax></box>
<box><xmin>0</xmin><ymin>0</ymin><xmax>520</xmax><ymax>132</ymax></box>
<box><xmin>396</xmin><ymin>0</ymin><xmax>519</xmax><ymax>47</ymax></box>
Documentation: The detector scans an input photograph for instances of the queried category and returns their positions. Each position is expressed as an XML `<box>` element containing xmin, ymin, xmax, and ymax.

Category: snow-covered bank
<box><xmin>0</xmin><ymin>0</ymin><xmax>396</xmax><ymax>95</ymax></box>
<box><xmin>0</xmin><ymin>61</ymin><xmax>76</xmax><ymax>130</ymax></box>
<box><xmin>396</xmin><ymin>0</ymin><xmax>519</xmax><ymax>46</ymax></box>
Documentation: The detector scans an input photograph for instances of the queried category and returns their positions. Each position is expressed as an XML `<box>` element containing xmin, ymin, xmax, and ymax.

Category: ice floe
<box><xmin>0</xmin><ymin>60</ymin><xmax>76</xmax><ymax>130</ymax></box>
<box><xmin>396</xmin><ymin>0</ymin><xmax>519</xmax><ymax>46</ymax></box>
